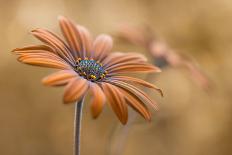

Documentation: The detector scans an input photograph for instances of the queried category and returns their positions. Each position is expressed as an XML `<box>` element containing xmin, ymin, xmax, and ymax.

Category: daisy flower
<box><xmin>13</xmin><ymin>16</ymin><xmax>162</xmax><ymax>124</ymax></box>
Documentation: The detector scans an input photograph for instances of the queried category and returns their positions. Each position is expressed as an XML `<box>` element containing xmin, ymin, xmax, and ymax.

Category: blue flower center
<box><xmin>76</xmin><ymin>58</ymin><xmax>107</xmax><ymax>81</ymax></box>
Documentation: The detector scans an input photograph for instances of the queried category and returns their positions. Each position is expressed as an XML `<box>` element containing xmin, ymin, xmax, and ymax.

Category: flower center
<box><xmin>75</xmin><ymin>58</ymin><xmax>107</xmax><ymax>81</ymax></box>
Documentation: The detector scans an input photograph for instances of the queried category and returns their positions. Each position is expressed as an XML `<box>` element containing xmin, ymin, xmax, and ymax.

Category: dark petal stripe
<box><xmin>104</xmin><ymin>79</ymin><xmax>159</xmax><ymax>111</ymax></box>
<box><xmin>101</xmin><ymin>82</ymin><xmax>128</xmax><ymax>124</ymax></box>
<box><xmin>110</xmin><ymin>76</ymin><xmax>163</xmax><ymax>96</ymax></box>
<box><xmin>31</xmin><ymin>29</ymin><xmax>75</xmax><ymax>66</ymax></box>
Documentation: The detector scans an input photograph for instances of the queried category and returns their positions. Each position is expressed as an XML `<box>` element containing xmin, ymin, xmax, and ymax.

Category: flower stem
<box><xmin>74</xmin><ymin>98</ymin><xmax>84</xmax><ymax>155</ymax></box>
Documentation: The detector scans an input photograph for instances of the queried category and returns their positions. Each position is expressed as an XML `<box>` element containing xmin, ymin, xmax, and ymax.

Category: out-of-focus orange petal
<box><xmin>89</xmin><ymin>83</ymin><xmax>106</xmax><ymax>118</ymax></box>
<box><xmin>93</xmin><ymin>34</ymin><xmax>113</xmax><ymax>61</ymax></box>
<box><xmin>42</xmin><ymin>70</ymin><xmax>77</xmax><ymax>86</ymax></box>
<box><xmin>63</xmin><ymin>78</ymin><xmax>89</xmax><ymax>103</ymax></box>
<box><xmin>101</xmin><ymin>82</ymin><xmax>128</xmax><ymax>124</ymax></box>
<box><xmin>110</xmin><ymin>76</ymin><xmax>163</xmax><ymax>97</ymax></box>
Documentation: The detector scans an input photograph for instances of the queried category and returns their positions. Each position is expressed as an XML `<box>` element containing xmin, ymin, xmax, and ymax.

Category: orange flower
<box><xmin>13</xmin><ymin>16</ymin><xmax>162</xmax><ymax>124</ymax></box>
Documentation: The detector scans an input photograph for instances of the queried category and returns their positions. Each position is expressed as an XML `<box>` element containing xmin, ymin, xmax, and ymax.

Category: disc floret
<box><xmin>76</xmin><ymin>58</ymin><xmax>107</xmax><ymax>81</ymax></box>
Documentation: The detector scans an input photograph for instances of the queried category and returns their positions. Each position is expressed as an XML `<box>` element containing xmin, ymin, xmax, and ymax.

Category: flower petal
<box><xmin>31</xmin><ymin>28</ymin><xmax>75</xmax><ymax>65</ymax></box>
<box><xmin>12</xmin><ymin>45</ymin><xmax>56</xmax><ymax>54</ymax></box>
<box><xmin>93</xmin><ymin>34</ymin><xmax>113</xmax><ymax>61</ymax></box>
<box><xmin>58</xmin><ymin>16</ymin><xmax>82</xmax><ymax>58</ymax></box>
<box><xmin>101</xmin><ymin>82</ymin><xmax>128</xmax><ymax>124</ymax></box>
<box><xmin>105</xmin><ymin>80</ymin><xmax>159</xmax><ymax>111</ymax></box>
<box><xmin>89</xmin><ymin>83</ymin><xmax>106</xmax><ymax>118</ymax></box>
<box><xmin>18</xmin><ymin>52</ymin><xmax>71</xmax><ymax>69</ymax></box>
<box><xmin>42</xmin><ymin>70</ymin><xmax>77</xmax><ymax>86</ymax></box>
<box><xmin>76</xmin><ymin>25</ymin><xmax>93</xmax><ymax>59</ymax></box>
<box><xmin>110</xmin><ymin>76</ymin><xmax>163</xmax><ymax>96</ymax></box>
<box><xmin>116</xmin><ymin>86</ymin><xmax>151</xmax><ymax>120</ymax></box>
<box><xmin>63</xmin><ymin>78</ymin><xmax>89</xmax><ymax>103</ymax></box>
<box><xmin>102</xmin><ymin>52</ymin><xmax>147</xmax><ymax>68</ymax></box>
<box><xmin>107</xmin><ymin>63</ymin><xmax>161</xmax><ymax>75</ymax></box>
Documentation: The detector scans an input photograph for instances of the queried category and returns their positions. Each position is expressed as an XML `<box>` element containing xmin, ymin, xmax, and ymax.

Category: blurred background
<box><xmin>1</xmin><ymin>0</ymin><xmax>232</xmax><ymax>155</ymax></box>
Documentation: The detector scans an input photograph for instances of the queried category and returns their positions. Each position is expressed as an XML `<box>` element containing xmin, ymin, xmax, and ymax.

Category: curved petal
<box><xmin>116</xmin><ymin>86</ymin><xmax>151</xmax><ymax>121</ymax></box>
<box><xmin>42</xmin><ymin>70</ymin><xmax>77</xmax><ymax>86</ymax></box>
<box><xmin>18</xmin><ymin>52</ymin><xmax>71</xmax><ymax>69</ymax></box>
<box><xmin>102</xmin><ymin>52</ymin><xmax>147</xmax><ymax>68</ymax></box>
<box><xmin>63</xmin><ymin>77</ymin><xmax>89</xmax><ymax>103</ymax></box>
<box><xmin>109</xmin><ymin>76</ymin><xmax>163</xmax><ymax>96</ymax></box>
<box><xmin>101</xmin><ymin>82</ymin><xmax>128</xmax><ymax>124</ymax></box>
<box><xmin>58</xmin><ymin>16</ymin><xmax>82</xmax><ymax>58</ymax></box>
<box><xmin>93</xmin><ymin>34</ymin><xmax>113</xmax><ymax>61</ymax></box>
<box><xmin>12</xmin><ymin>45</ymin><xmax>56</xmax><ymax>54</ymax></box>
<box><xmin>105</xmin><ymin>79</ymin><xmax>159</xmax><ymax>111</ymax></box>
<box><xmin>89</xmin><ymin>83</ymin><xmax>106</xmax><ymax>118</ymax></box>
<box><xmin>31</xmin><ymin>28</ymin><xmax>75</xmax><ymax>65</ymax></box>
<box><xmin>107</xmin><ymin>63</ymin><xmax>161</xmax><ymax>75</ymax></box>
<box><xmin>76</xmin><ymin>25</ymin><xmax>93</xmax><ymax>59</ymax></box>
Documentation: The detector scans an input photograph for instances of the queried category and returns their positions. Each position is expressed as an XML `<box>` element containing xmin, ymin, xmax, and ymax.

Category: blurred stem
<box><xmin>74</xmin><ymin>98</ymin><xmax>84</xmax><ymax>155</ymax></box>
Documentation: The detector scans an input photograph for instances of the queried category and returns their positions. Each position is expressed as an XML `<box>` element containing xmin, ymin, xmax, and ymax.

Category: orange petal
<box><xmin>93</xmin><ymin>34</ymin><xmax>113</xmax><ymax>61</ymax></box>
<box><xmin>107</xmin><ymin>63</ymin><xmax>161</xmax><ymax>75</ymax></box>
<box><xmin>117</xmin><ymin>86</ymin><xmax>151</xmax><ymax>121</ymax></box>
<box><xmin>18</xmin><ymin>52</ymin><xmax>66</xmax><ymax>62</ymax></box>
<box><xmin>110</xmin><ymin>76</ymin><xmax>163</xmax><ymax>96</ymax></box>
<box><xmin>101</xmin><ymin>82</ymin><xmax>128</xmax><ymax>124</ymax></box>
<box><xmin>31</xmin><ymin>28</ymin><xmax>75</xmax><ymax>65</ymax></box>
<box><xmin>63</xmin><ymin>78</ymin><xmax>89</xmax><ymax>103</ymax></box>
<box><xmin>102</xmin><ymin>52</ymin><xmax>147</xmax><ymax>68</ymax></box>
<box><xmin>42</xmin><ymin>70</ymin><xmax>77</xmax><ymax>86</ymax></box>
<box><xmin>12</xmin><ymin>45</ymin><xmax>56</xmax><ymax>54</ymax></box>
<box><xmin>18</xmin><ymin>53</ymin><xmax>71</xmax><ymax>69</ymax></box>
<box><xmin>89</xmin><ymin>83</ymin><xmax>106</xmax><ymax>118</ymax></box>
<box><xmin>76</xmin><ymin>25</ymin><xmax>93</xmax><ymax>59</ymax></box>
<box><xmin>105</xmin><ymin>80</ymin><xmax>159</xmax><ymax>111</ymax></box>
<box><xmin>58</xmin><ymin>16</ymin><xmax>82</xmax><ymax>58</ymax></box>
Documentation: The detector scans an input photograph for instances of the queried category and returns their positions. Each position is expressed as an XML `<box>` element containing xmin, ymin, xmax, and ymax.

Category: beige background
<box><xmin>0</xmin><ymin>0</ymin><xmax>232</xmax><ymax>155</ymax></box>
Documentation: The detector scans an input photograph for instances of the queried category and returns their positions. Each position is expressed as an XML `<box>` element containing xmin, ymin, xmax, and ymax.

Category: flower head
<box><xmin>13</xmin><ymin>16</ymin><xmax>162</xmax><ymax>124</ymax></box>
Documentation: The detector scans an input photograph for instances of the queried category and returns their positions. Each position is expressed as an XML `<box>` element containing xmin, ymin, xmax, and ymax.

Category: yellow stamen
<box><xmin>90</xmin><ymin>75</ymin><xmax>96</xmax><ymax>80</ymax></box>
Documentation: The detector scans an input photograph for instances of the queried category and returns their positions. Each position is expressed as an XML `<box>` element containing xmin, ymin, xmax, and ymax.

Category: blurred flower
<box><xmin>118</xmin><ymin>24</ymin><xmax>211</xmax><ymax>90</ymax></box>
<box><xmin>12</xmin><ymin>16</ymin><xmax>163</xmax><ymax>124</ymax></box>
